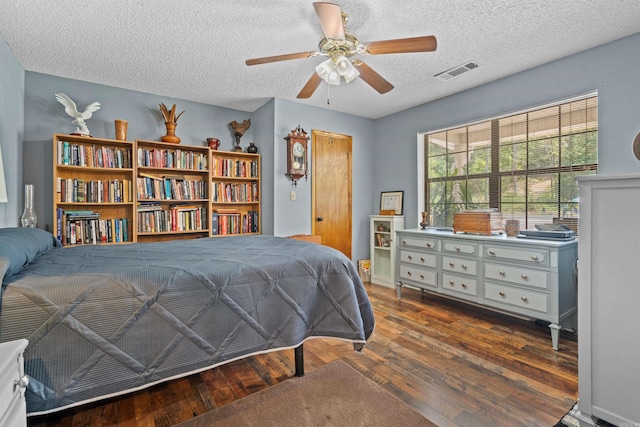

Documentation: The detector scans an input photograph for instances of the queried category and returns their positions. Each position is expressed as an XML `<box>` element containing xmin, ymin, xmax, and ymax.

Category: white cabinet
<box><xmin>0</xmin><ymin>339</ymin><xmax>29</xmax><ymax>427</ymax></box>
<box><xmin>395</xmin><ymin>230</ymin><xmax>578</xmax><ymax>350</ymax></box>
<box><xmin>370</xmin><ymin>215</ymin><xmax>404</xmax><ymax>287</ymax></box>
<box><xmin>574</xmin><ymin>175</ymin><xmax>640</xmax><ymax>427</ymax></box>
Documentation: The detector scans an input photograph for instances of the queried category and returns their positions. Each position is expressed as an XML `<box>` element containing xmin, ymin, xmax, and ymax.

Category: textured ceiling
<box><xmin>2</xmin><ymin>0</ymin><xmax>640</xmax><ymax>119</ymax></box>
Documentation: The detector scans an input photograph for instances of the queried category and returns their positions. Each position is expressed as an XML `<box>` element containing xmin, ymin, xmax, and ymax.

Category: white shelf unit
<box><xmin>370</xmin><ymin>215</ymin><xmax>404</xmax><ymax>288</ymax></box>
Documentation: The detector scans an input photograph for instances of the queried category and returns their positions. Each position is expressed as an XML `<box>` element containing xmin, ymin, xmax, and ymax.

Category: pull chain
<box><xmin>326</xmin><ymin>83</ymin><xmax>331</xmax><ymax>105</ymax></box>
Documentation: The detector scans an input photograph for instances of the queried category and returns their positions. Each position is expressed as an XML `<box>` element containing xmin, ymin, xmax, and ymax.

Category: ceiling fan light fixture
<box><xmin>315</xmin><ymin>59</ymin><xmax>334</xmax><ymax>80</ymax></box>
<box><xmin>327</xmin><ymin>69</ymin><xmax>341</xmax><ymax>85</ymax></box>
<box><xmin>343</xmin><ymin>66</ymin><xmax>360</xmax><ymax>83</ymax></box>
<box><xmin>335</xmin><ymin>55</ymin><xmax>353</xmax><ymax>76</ymax></box>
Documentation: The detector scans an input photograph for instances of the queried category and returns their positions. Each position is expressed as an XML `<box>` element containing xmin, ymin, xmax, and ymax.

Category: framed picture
<box><xmin>380</xmin><ymin>191</ymin><xmax>404</xmax><ymax>215</ymax></box>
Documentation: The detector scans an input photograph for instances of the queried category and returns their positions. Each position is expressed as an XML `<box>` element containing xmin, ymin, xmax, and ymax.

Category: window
<box><xmin>423</xmin><ymin>94</ymin><xmax>597</xmax><ymax>232</ymax></box>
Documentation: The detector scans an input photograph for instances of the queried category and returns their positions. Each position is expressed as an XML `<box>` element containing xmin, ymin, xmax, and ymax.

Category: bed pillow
<box><xmin>0</xmin><ymin>227</ymin><xmax>60</xmax><ymax>281</ymax></box>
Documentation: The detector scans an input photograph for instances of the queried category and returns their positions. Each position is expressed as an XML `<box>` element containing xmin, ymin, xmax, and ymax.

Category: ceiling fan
<box><xmin>245</xmin><ymin>1</ymin><xmax>437</xmax><ymax>99</ymax></box>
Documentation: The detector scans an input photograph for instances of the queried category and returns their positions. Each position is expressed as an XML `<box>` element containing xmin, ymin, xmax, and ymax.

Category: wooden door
<box><xmin>311</xmin><ymin>130</ymin><xmax>352</xmax><ymax>258</ymax></box>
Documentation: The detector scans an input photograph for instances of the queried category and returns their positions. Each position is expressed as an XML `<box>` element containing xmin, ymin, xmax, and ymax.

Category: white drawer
<box><xmin>0</xmin><ymin>339</ymin><xmax>28</xmax><ymax>427</ymax></box>
<box><xmin>442</xmin><ymin>273</ymin><xmax>478</xmax><ymax>297</ymax></box>
<box><xmin>443</xmin><ymin>240</ymin><xmax>478</xmax><ymax>256</ymax></box>
<box><xmin>398</xmin><ymin>236</ymin><xmax>438</xmax><ymax>251</ymax></box>
<box><xmin>399</xmin><ymin>265</ymin><xmax>437</xmax><ymax>289</ymax></box>
<box><xmin>484</xmin><ymin>282</ymin><xmax>548</xmax><ymax>314</ymax></box>
<box><xmin>442</xmin><ymin>255</ymin><xmax>478</xmax><ymax>275</ymax></box>
<box><xmin>484</xmin><ymin>245</ymin><xmax>548</xmax><ymax>265</ymax></box>
<box><xmin>400</xmin><ymin>250</ymin><xmax>437</xmax><ymax>268</ymax></box>
<box><xmin>484</xmin><ymin>263</ymin><xmax>548</xmax><ymax>290</ymax></box>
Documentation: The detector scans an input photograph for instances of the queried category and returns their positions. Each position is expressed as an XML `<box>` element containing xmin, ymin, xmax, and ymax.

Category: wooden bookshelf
<box><xmin>53</xmin><ymin>134</ymin><xmax>135</xmax><ymax>245</ymax></box>
<box><xmin>134</xmin><ymin>139</ymin><xmax>210</xmax><ymax>243</ymax></box>
<box><xmin>53</xmin><ymin>135</ymin><xmax>262</xmax><ymax>245</ymax></box>
<box><xmin>210</xmin><ymin>151</ymin><xmax>261</xmax><ymax>236</ymax></box>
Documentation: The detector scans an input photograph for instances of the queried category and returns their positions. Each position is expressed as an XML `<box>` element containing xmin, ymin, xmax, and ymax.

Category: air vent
<box><xmin>435</xmin><ymin>61</ymin><xmax>479</xmax><ymax>81</ymax></box>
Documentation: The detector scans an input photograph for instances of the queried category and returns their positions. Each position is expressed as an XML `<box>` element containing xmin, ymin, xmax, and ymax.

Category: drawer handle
<box><xmin>521</xmin><ymin>296</ymin><xmax>528</xmax><ymax>302</ymax></box>
<box><xmin>420</xmin><ymin>274</ymin><xmax>425</xmax><ymax>279</ymax></box>
<box><xmin>408</xmin><ymin>255</ymin><xmax>413</xmax><ymax>260</ymax></box>
<box><xmin>455</xmin><ymin>246</ymin><xmax>461</xmax><ymax>251</ymax></box>
<box><xmin>461</xmin><ymin>283</ymin><xmax>467</xmax><ymax>289</ymax></box>
<box><xmin>449</xmin><ymin>262</ymin><xmax>454</xmax><ymax>267</ymax></box>
<box><xmin>15</xmin><ymin>374</ymin><xmax>29</xmax><ymax>390</ymax></box>
<box><xmin>521</xmin><ymin>273</ymin><xmax>528</xmax><ymax>280</ymax></box>
<box><xmin>402</xmin><ymin>240</ymin><xmax>407</xmax><ymax>245</ymax></box>
<box><xmin>407</xmin><ymin>271</ymin><xmax>412</xmax><ymax>276</ymax></box>
<box><xmin>499</xmin><ymin>291</ymin><xmax>505</xmax><ymax>297</ymax></box>
<box><xmin>449</xmin><ymin>280</ymin><xmax>455</xmax><ymax>286</ymax></box>
<box><xmin>461</xmin><ymin>264</ymin><xmax>467</xmax><ymax>270</ymax></box>
<box><xmin>420</xmin><ymin>257</ymin><xmax>425</xmax><ymax>262</ymax></box>
<box><xmin>426</xmin><ymin>242</ymin><xmax>432</xmax><ymax>248</ymax></box>
<box><xmin>499</xmin><ymin>270</ymin><xmax>506</xmax><ymax>276</ymax></box>
<box><xmin>489</xmin><ymin>249</ymin><xmax>495</xmax><ymax>256</ymax></box>
<box><xmin>531</xmin><ymin>255</ymin><xmax>538</xmax><ymax>261</ymax></box>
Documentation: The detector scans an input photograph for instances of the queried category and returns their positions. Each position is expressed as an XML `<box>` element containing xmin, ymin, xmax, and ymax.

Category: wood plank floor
<box><xmin>28</xmin><ymin>283</ymin><xmax>578</xmax><ymax>427</ymax></box>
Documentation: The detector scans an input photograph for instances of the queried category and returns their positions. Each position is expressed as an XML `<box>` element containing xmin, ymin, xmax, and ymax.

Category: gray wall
<box><xmin>0</xmin><ymin>38</ymin><xmax>25</xmax><ymax>227</ymax></box>
<box><xmin>373</xmin><ymin>32</ymin><xmax>640</xmax><ymax>229</ymax></box>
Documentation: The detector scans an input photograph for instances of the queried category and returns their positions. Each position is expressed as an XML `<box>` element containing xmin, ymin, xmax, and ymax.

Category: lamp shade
<box><xmin>0</xmin><ymin>146</ymin><xmax>8</xmax><ymax>203</ymax></box>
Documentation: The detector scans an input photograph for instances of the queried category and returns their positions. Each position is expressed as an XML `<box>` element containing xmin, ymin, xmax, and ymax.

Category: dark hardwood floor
<box><xmin>28</xmin><ymin>283</ymin><xmax>578</xmax><ymax>427</ymax></box>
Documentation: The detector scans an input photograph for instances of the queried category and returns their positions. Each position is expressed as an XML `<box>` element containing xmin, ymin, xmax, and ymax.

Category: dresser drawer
<box><xmin>484</xmin><ymin>282</ymin><xmax>548</xmax><ymax>314</ymax></box>
<box><xmin>442</xmin><ymin>255</ymin><xmax>478</xmax><ymax>276</ymax></box>
<box><xmin>484</xmin><ymin>244</ymin><xmax>548</xmax><ymax>266</ymax></box>
<box><xmin>442</xmin><ymin>240</ymin><xmax>478</xmax><ymax>256</ymax></box>
<box><xmin>442</xmin><ymin>273</ymin><xmax>478</xmax><ymax>297</ymax></box>
<box><xmin>0</xmin><ymin>339</ymin><xmax>28</xmax><ymax>427</ymax></box>
<box><xmin>398</xmin><ymin>236</ymin><xmax>438</xmax><ymax>251</ymax></box>
<box><xmin>484</xmin><ymin>263</ymin><xmax>548</xmax><ymax>290</ymax></box>
<box><xmin>400</xmin><ymin>250</ymin><xmax>437</xmax><ymax>268</ymax></box>
<box><xmin>399</xmin><ymin>265</ymin><xmax>437</xmax><ymax>289</ymax></box>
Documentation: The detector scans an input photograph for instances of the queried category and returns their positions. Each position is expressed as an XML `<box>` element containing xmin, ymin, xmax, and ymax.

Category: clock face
<box><xmin>293</xmin><ymin>141</ymin><xmax>305</xmax><ymax>157</ymax></box>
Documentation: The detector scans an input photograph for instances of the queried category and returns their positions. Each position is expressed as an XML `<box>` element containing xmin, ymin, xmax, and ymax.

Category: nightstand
<box><xmin>0</xmin><ymin>339</ymin><xmax>29</xmax><ymax>427</ymax></box>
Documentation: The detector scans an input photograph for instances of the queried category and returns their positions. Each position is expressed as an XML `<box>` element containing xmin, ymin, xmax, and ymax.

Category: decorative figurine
<box><xmin>55</xmin><ymin>93</ymin><xmax>101</xmax><ymax>136</ymax></box>
<box><xmin>159</xmin><ymin>103</ymin><xmax>185</xmax><ymax>144</ymax></box>
<box><xmin>420</xmin><ymin>211</ymin><xmax>429</xmax><ymax>230</ymax></box>
<box><xmin>229</xmin><ymin>119</ymin><xmax>251</xmax><ymax>152</ymax></box>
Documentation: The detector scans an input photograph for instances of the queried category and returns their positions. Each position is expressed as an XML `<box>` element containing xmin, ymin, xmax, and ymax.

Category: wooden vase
<box><xmin>161</xmin><ymin>122</ymin><xmax>180</xmax><ymax>144</ymax></box>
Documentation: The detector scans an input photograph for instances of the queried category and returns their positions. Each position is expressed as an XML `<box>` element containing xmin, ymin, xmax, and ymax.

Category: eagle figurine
<box><xmin>55</xmin><ymin>93</ymin><xmax>101</xmax><ymax>136</ymax></box>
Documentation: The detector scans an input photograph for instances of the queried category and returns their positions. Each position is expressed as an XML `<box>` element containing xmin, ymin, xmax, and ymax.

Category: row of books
<box><xmin>211</xmin><ymin>181</ymin><xmax>259</xmax><ymax>203</ymax></box>
<box><xmin>211</xmin><ymin>211</ymin><xmax>258</xmax><ymax>235</ymax></box>
<box><xmin>56</xmin><ymin>208</ymin><xmax>129</xmax><ymax>245</ymax></box>
<box><xmin>136</xmin><ymin>176</ymin><xmax>207</xmax><ymax>201</ymax></box>
<box><xmin>137</xmin><ymin>147</ymin><xmax>208</xmax><ymax>170</ymax></box>
<box><xmin>137</xmin><ymin>205</ymin><xmax>207</xmax><ymax>233</ymax></box>
<box><xmin>57</xmin><ymin>141</ymin><xmax>132</xmax><ymax>169</ymax></box>
<box><xmin>211</xmin><ymin>158</ymin><xmax>258</xmax><ymax>178</ymax></box>
<box><xmin>57</xmin><ymin>178</ymin><xmax>132</xmax><ymax>203</ymax></box>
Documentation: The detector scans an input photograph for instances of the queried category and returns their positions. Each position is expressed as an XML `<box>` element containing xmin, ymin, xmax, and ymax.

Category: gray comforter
<box><xmin>0</xmin><ymin>228</ymin><xmax>374</xmax><ymax>415</ymax></box>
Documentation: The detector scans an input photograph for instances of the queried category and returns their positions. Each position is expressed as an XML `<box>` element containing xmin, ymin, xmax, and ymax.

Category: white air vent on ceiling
<box><xmin>434</xmin><ymin>61</ymin><xmax>479</xmax><ymax>81</ymax></box>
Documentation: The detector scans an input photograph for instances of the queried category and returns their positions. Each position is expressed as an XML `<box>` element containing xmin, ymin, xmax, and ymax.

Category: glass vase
<box><xmin>21</xmin><ymin>184</ymin><xmax>37</xmax><ymax>228</ymax></box>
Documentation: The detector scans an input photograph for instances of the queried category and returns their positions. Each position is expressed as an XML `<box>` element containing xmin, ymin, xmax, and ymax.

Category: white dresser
<box><xmin>395</xmin><ymin>229</ymin><xmax>578</xmax><ymax>350</ymax></box>
<box><xmin>574</xmin><ymin>175</ymin><xmax>640</xmax><ymax>427</ymax></box>
<box><xmin>0</xmin><ymin>339</ymin><xmax>29</xmax><ymax>427</ymax></box>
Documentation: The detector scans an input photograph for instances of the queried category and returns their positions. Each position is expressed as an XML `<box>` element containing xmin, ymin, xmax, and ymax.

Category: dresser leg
<box><xmin>549</xmin><ymin>323</ymin><xmax>560</xmax><ymax>350</ymax></box>
<box><xmin>396</xmin><ymin>283</ymin><xmax>403</xmax><ymax>299</ymax></box>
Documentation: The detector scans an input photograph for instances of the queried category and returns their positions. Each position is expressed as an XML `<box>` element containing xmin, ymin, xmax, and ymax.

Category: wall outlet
<box><xmin>290</xmin><ymin>190</ymin><xmax>296</xmax><ymax>201</ymax></box>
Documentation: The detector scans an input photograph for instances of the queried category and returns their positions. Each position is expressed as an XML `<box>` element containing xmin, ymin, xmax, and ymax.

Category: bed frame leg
<box><xmin>294</xmin><ymin>344</ymin><xmax>304</xmax><ymax>377</ymax></box>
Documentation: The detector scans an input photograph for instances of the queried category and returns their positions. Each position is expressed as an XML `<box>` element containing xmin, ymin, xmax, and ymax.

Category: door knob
<box><xmin>316</xmin><ymin>216</ymin><xmax>324</xmax><ymax>222</ymax></box>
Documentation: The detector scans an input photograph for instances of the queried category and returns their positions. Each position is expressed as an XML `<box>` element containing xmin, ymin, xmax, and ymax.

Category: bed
<box><xmin>0</xmin><ymin>227</ymin><xmax>375</xmax><ymax>416</ymax></box>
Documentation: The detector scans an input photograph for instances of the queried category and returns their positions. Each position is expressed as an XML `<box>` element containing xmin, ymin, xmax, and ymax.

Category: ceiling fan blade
<box><xmin>364</xmin><ymin>36</ymin><xmax>437</xmax><ymax>55</ymax></box>
<box><xmin>246</xmin><ymin>51</ymin><xmax>316</xmax><ymax>66</ymax></box>
<box><xmin>353</xmin><ymin>61</ymin><xmax>394</xmax><ymax>94</ymax></box>
<box><xmin>297</xmin><ymin>73</ymin><xmax>323</xmax><ymax>99</ymax></box>
<box><xmin>313</xmin><ymin>2</ymin><xmax>344</xmax><ymax>40</ymax></box>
